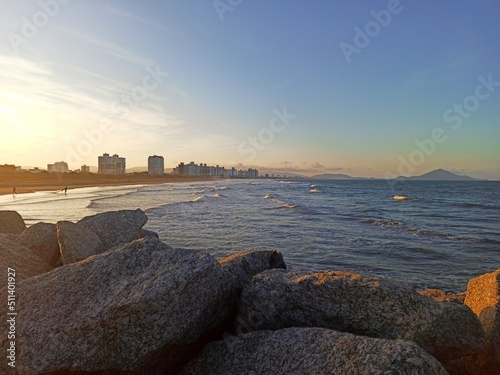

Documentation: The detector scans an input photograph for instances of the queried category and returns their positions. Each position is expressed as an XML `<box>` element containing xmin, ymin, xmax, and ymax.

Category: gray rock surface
<box><xmin>182</xmin><ymin>327</ymin><xmax>448</xmax><ymax>375</ymax></box>
<box><xmin>57</xmin><ymin>221</ymin><xmax>103</xmax><ymax>264</ymax></box>
<box><xmin>140</xmin><ymin>228</ymin><xmax>160</xmax><ymax>239</ymax></box>
<box><xmin>0</xmin><ymin>233</ymin><xmax>19</xmax><ymax>241</ymax></box>
<box><xmin>18</xmin><ymin>222</ymin><xmax>60</xmax><ymax>266</ymax></box>
<box><xmin>0</xmin><ymin>237</ymin><xmax>238</xmax><ymax>374</ymax></box>
<box><xmin>78</xmin><ymin>209</ymin><xmax>148</xmax><ymax>250</ymax></box>
<box><xmin>236</xmin><ymin>269</ymin><xmax>486</xmax><ymax>363</ymax></box>
<box><xmin>219</xmin><ymin>250</ymin><xmax>286</xmax><ymax>288</ymax></box>
<box><xmin>0</xmin><ymin>210</ymin><xmax>27</xmax><ymax>234</ymax></box>
<box><xmin>0</xmin><ymin>238</ymin><xmax>53</xmax><ymax>281</ymax></box>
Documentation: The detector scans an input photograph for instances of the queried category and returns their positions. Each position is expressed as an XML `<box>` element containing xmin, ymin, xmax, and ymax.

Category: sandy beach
<box><xmin>0</xmin><ymin>171</ymin><xmax>218</xmax><ymax>196</ymax></box>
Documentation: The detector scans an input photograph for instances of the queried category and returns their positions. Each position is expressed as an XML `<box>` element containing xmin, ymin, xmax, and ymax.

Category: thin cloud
<box><xmin>53</xmin><ymin>25</ymin><xmax>155</xmax><ymax>66</ymax></box>
<box><xmin>102</xmin><ymin>5</ymin><xmax>171</xmax><ymax>33</ymax></box>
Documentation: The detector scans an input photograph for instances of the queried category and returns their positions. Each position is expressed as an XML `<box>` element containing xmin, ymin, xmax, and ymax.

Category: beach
<box><xmin>0</xmin><ymin>171</ymin><xmax>218</xmax><ymax>196</ymax></box>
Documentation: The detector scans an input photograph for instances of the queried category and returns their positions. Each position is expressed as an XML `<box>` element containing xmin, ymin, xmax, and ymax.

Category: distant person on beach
<box><xmin>63</xmin><ymin>186</ymin><xmax>68</xmax><ymax>194</ymax></box>
<box><xmin>12</xmin><ymin>187</ymin><xmax>16</xmax><ymax>196</ymax></box>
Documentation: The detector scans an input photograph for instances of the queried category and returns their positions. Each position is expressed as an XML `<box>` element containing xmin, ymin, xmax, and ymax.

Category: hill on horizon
<box><xmin>311</xmin><ymin>173</ymin><xmax>354</xmax><ymax>180</ymax></box>
<box><xmin>397</xmin><ymin>168</ymin><xmax>475</xmax><ymax>181</ymax></box>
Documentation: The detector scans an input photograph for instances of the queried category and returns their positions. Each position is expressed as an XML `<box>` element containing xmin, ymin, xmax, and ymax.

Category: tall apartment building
<box><xmin>98</xmin><ymin>153</ymin><xmax>126</xmax><ymax>174</ymax></box>
<box><xmin>81</xmin><ymin>165</ymin><xmax>90</xmax><ymax>174</ymax></box>
<box><xmin>148</xmin><ymin>155</ymin><xmax>164</xmax><ymax>175</ymax></box>
<box><xmin>47</xmin><ymin>161</ymin><xmax>69</xmax><ymax>174</ymax></box>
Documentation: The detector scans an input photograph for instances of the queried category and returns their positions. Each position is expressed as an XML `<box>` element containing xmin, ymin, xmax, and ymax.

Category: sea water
<box><xmin>1</xmin><ymin>179</ymin><xmax>498</xmax><ymax>292</ymax></box>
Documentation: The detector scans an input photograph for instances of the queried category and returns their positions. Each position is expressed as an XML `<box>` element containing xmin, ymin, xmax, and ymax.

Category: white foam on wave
<box><xmin>264</xmin><ymin>194</ymin><xmax>273</xmax><ymax>199</ymax></box>
<box><xmin>213</xmin><ymin>193</ymin><xmax>223</xmax><ymax>198</ymax></box>
<box><xmin>393</xmin><ymin>195</ymin><xmax>409</xmax><ymax>201</ymax></box>
<box><xmin>193</xmin><ymin>195</ymin><xmax>205</xmax><ymax>202</ymax></box>
<box><xmin>309</xmin><ymin>188</ymin><xmax>320</xmax><ymax>193</ymax></box>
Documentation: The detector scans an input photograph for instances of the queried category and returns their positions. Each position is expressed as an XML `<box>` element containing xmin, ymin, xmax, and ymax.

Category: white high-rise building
<box><xmin>47</xmin><ymin>161</ymin><xmax>69</xmax><ymax>174</ymax></box>
<box><xmin>98</xmin><ymin>153</ymin><xmax>126</xmax><ymax>174</ymax></box>
<box><xmin>148</xmin><ymin>155</ymin><xmax>164</xmax><ymax>175</ymax></box>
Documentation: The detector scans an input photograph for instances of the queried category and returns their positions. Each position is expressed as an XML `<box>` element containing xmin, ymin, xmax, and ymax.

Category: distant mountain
<box><xmin>311</xmin><ymin>173</ymin><xmax>354</xmax><ymax>180</ymax></box>
<box><xmin>398</xmin><ymin>169</ymin><xmax>475</xmax><ymax>181</ymax></box>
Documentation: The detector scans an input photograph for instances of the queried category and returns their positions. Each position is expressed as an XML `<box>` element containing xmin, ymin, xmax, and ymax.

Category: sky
<box><xmin>0</xmin><ymin>0</ymin><xmax>499</xmax><ymax>179</ymax></box>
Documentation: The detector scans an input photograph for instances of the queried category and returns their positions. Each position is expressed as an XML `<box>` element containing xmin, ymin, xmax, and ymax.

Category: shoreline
<box><xmin>0</xmin><ymin>173</ymin><xmax>221</xmax><ymax>196</ymax></box>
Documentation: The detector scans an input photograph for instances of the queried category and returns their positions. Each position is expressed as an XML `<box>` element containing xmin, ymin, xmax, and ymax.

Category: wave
<box><xmin>393</xmin><ymin>195</ymin><xmax>409</xmax><ymax>201</ymax></box>
<box><xmin>309</xmin><ymin>188</ymin><xmax>320</xmax><ymax>193</ymax></box>
<box><xmin>361</xmin><ymin>218</ymin><xmax>405</xmax><ymax>228</ymax></box>
<box><xmin>216</xmin><ymin>186</ymin><xmax>230</xmax><ymax>190</ymax></box>
<box><xmin>360</xmin><ymin>218</ymin><xmax>456</xmax><ymax>240</ymax></box>
<box><xmin>213</xmin><ymin>193</ymin><xmax>223</xmax><ymax>198</ymax></box>
<box><xmin>270</xmin><ymin>198</ymin><xmax>301</xmax><ymax>209</ymax></box>
<box><xmin>264</xmin><ymin>194</ymin><xmax>273</xmax><ymax>199</ymax></box>
<box><xmin>193</xmin><ymin>195</ymin><xmax>205</xmax><ymax>202</ymax></box>
<box><xmin>453</xmin><ymin>202</ymin><xmax>500</xmax><ymax>210</ymax></box>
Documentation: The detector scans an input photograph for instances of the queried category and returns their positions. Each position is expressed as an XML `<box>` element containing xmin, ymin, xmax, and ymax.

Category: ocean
<box><xmin>1</xmin><ymin>179</ymin><xmax>498</xmax><ymax>292</ymax></box>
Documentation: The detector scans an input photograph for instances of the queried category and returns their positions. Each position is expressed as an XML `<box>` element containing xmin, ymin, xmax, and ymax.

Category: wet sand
<box><xmin>0</xmin><ymin>172</ymin><xmax>218</xmax><ymax>196</ymax></box>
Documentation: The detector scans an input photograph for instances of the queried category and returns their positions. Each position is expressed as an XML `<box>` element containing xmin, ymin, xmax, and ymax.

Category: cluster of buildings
<box><xmin>173</xmin><ymin>162</ymin><xmax>258</xmax><ymax>178</ymax></box>
<box><xmin>2</xmin><ymin>154</ymin><xmax>259</xmax><ymax>178</ymax></box>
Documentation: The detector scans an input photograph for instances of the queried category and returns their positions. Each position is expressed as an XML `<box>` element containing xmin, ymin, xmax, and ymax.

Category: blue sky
<box><xmin>0</xmin><ymin>0</ymin><xmax>499</xmax><ymax>178</ymax></box>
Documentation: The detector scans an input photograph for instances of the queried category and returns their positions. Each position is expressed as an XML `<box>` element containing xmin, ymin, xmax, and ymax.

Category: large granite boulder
<box><xmin>78</xmin><ymin>209</ymin><xmax>148</xmax><ymax>250</ymax></box>
<box><xmin>236</xmin><ymin>269</ymin><xmax>486</xmax><ymax>363</ymax></box>
<box><xmin>463</xmin><ymin>269</ymin><xmax>500</xmax><ymax>374</ymax></box>
<box><xmin>18</xmin><ymin>222</ymin><xmax>60</xmax><ymax>266</ymax></box>
<box><xmin>57</xmin><ymin>221</ymin><xmax>104</xmax><ymax>264</ymax></box>
<box><xmin>181</xmin><ymin>327</ymin><xmax>448</xmax><ymax>375</ymax></box>
<box><xmin>420</xmin><ymin>288</ymin><xmax>466</xmax><ymax>304</ymax></box>
<box><xmin>0</xmin><ymin>233</ymin><xmax>19</xmax><ymax>242</ymax></box>
<box><xmin>0</xmin><ymin>237</ymin><xmax>238</xmax><ymax>374</ymax></box>
<box><xmin>0</xmin><ymin>210</ymin><xmax>27</xmax><ymax>234</ymax></box>
<box><xmin>219</xmin><ymin>250</ymin><xmax>286</xmax><ymax>288</ymax></box>
<box><xmin>0</xmin><ymin>239</ymin><xmax>53</xmax><ymax>281</ymax></box>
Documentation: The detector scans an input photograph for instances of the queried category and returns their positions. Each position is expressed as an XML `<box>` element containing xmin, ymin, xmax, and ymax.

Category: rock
<box><xmin>0</xmin><ymin>238</ymin><xmax>53</xmax><ymax>281</ymax></box>
<box><xmin>0</xmin><ymin>237</ymin><xmax>238</xmax><ymax>374</ymax></box>
<box><xmin>0</xmin><ymin>210</ymin><xmax>27</xmax><ymax>234</ymax></box>
<box><xmin>420</xmin><ymin>288</ymin><xmax>466</xmax><ymax>304</ymax></box>
<box><xmin>0</xmin><ymin>233</ymin><xmax>19</xmax><ymax>242</ymax></box>
<box><xmin>219</xmin><ymin>250</ymin><xmax>286</xmax><ymax>288</ymax></box>
<box><xmin>78</xmin><ymin>209</ymin><xmax>148</xmax><ymax>250</ymax></box>
<box><xmin>181</xmin><ymin>327</ymin><xmax>448</xmax><ymax>375</ymax></box>
<box><xmin>57</xmin><ymin>221</ymin><xmax>103</xmax><ymax>265</ymax></box>
<box><xmin>18</xmin><ymin>222</ymin><xmax>60</xmax><ymax>266</ymax></box>
<box><xmin>236</xmin><ymin>269</ymin><xmax>486</xmax><ymax>363</ymax></box>
<box><xmin>463</xmin><ymin>269</ymin><xmax>500</xmax><ymax>373</ymax></box>
<box><xmin>140</xmin><ymin>228</ymin><xmax>160</xmax><ymax>239</ymax></box>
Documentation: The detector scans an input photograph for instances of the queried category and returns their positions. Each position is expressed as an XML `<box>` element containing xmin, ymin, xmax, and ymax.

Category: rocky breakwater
<box><xmin>0</xmin><ymin>208</ymin><xmax>498</xmax><ymax>374</ymax></box>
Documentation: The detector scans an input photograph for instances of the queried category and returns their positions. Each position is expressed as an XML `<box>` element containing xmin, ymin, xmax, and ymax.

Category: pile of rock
<box><xmin>0</xmin><ymin>209</ymin><xmax>498</xmax><ymax>374</ymax></box>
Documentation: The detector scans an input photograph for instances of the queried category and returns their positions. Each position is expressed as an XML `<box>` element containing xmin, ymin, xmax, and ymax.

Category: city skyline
<box><xmin>0</xmin><ymin>1</ymin><xmax>499</xmax><ymax>179</ymax></box>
